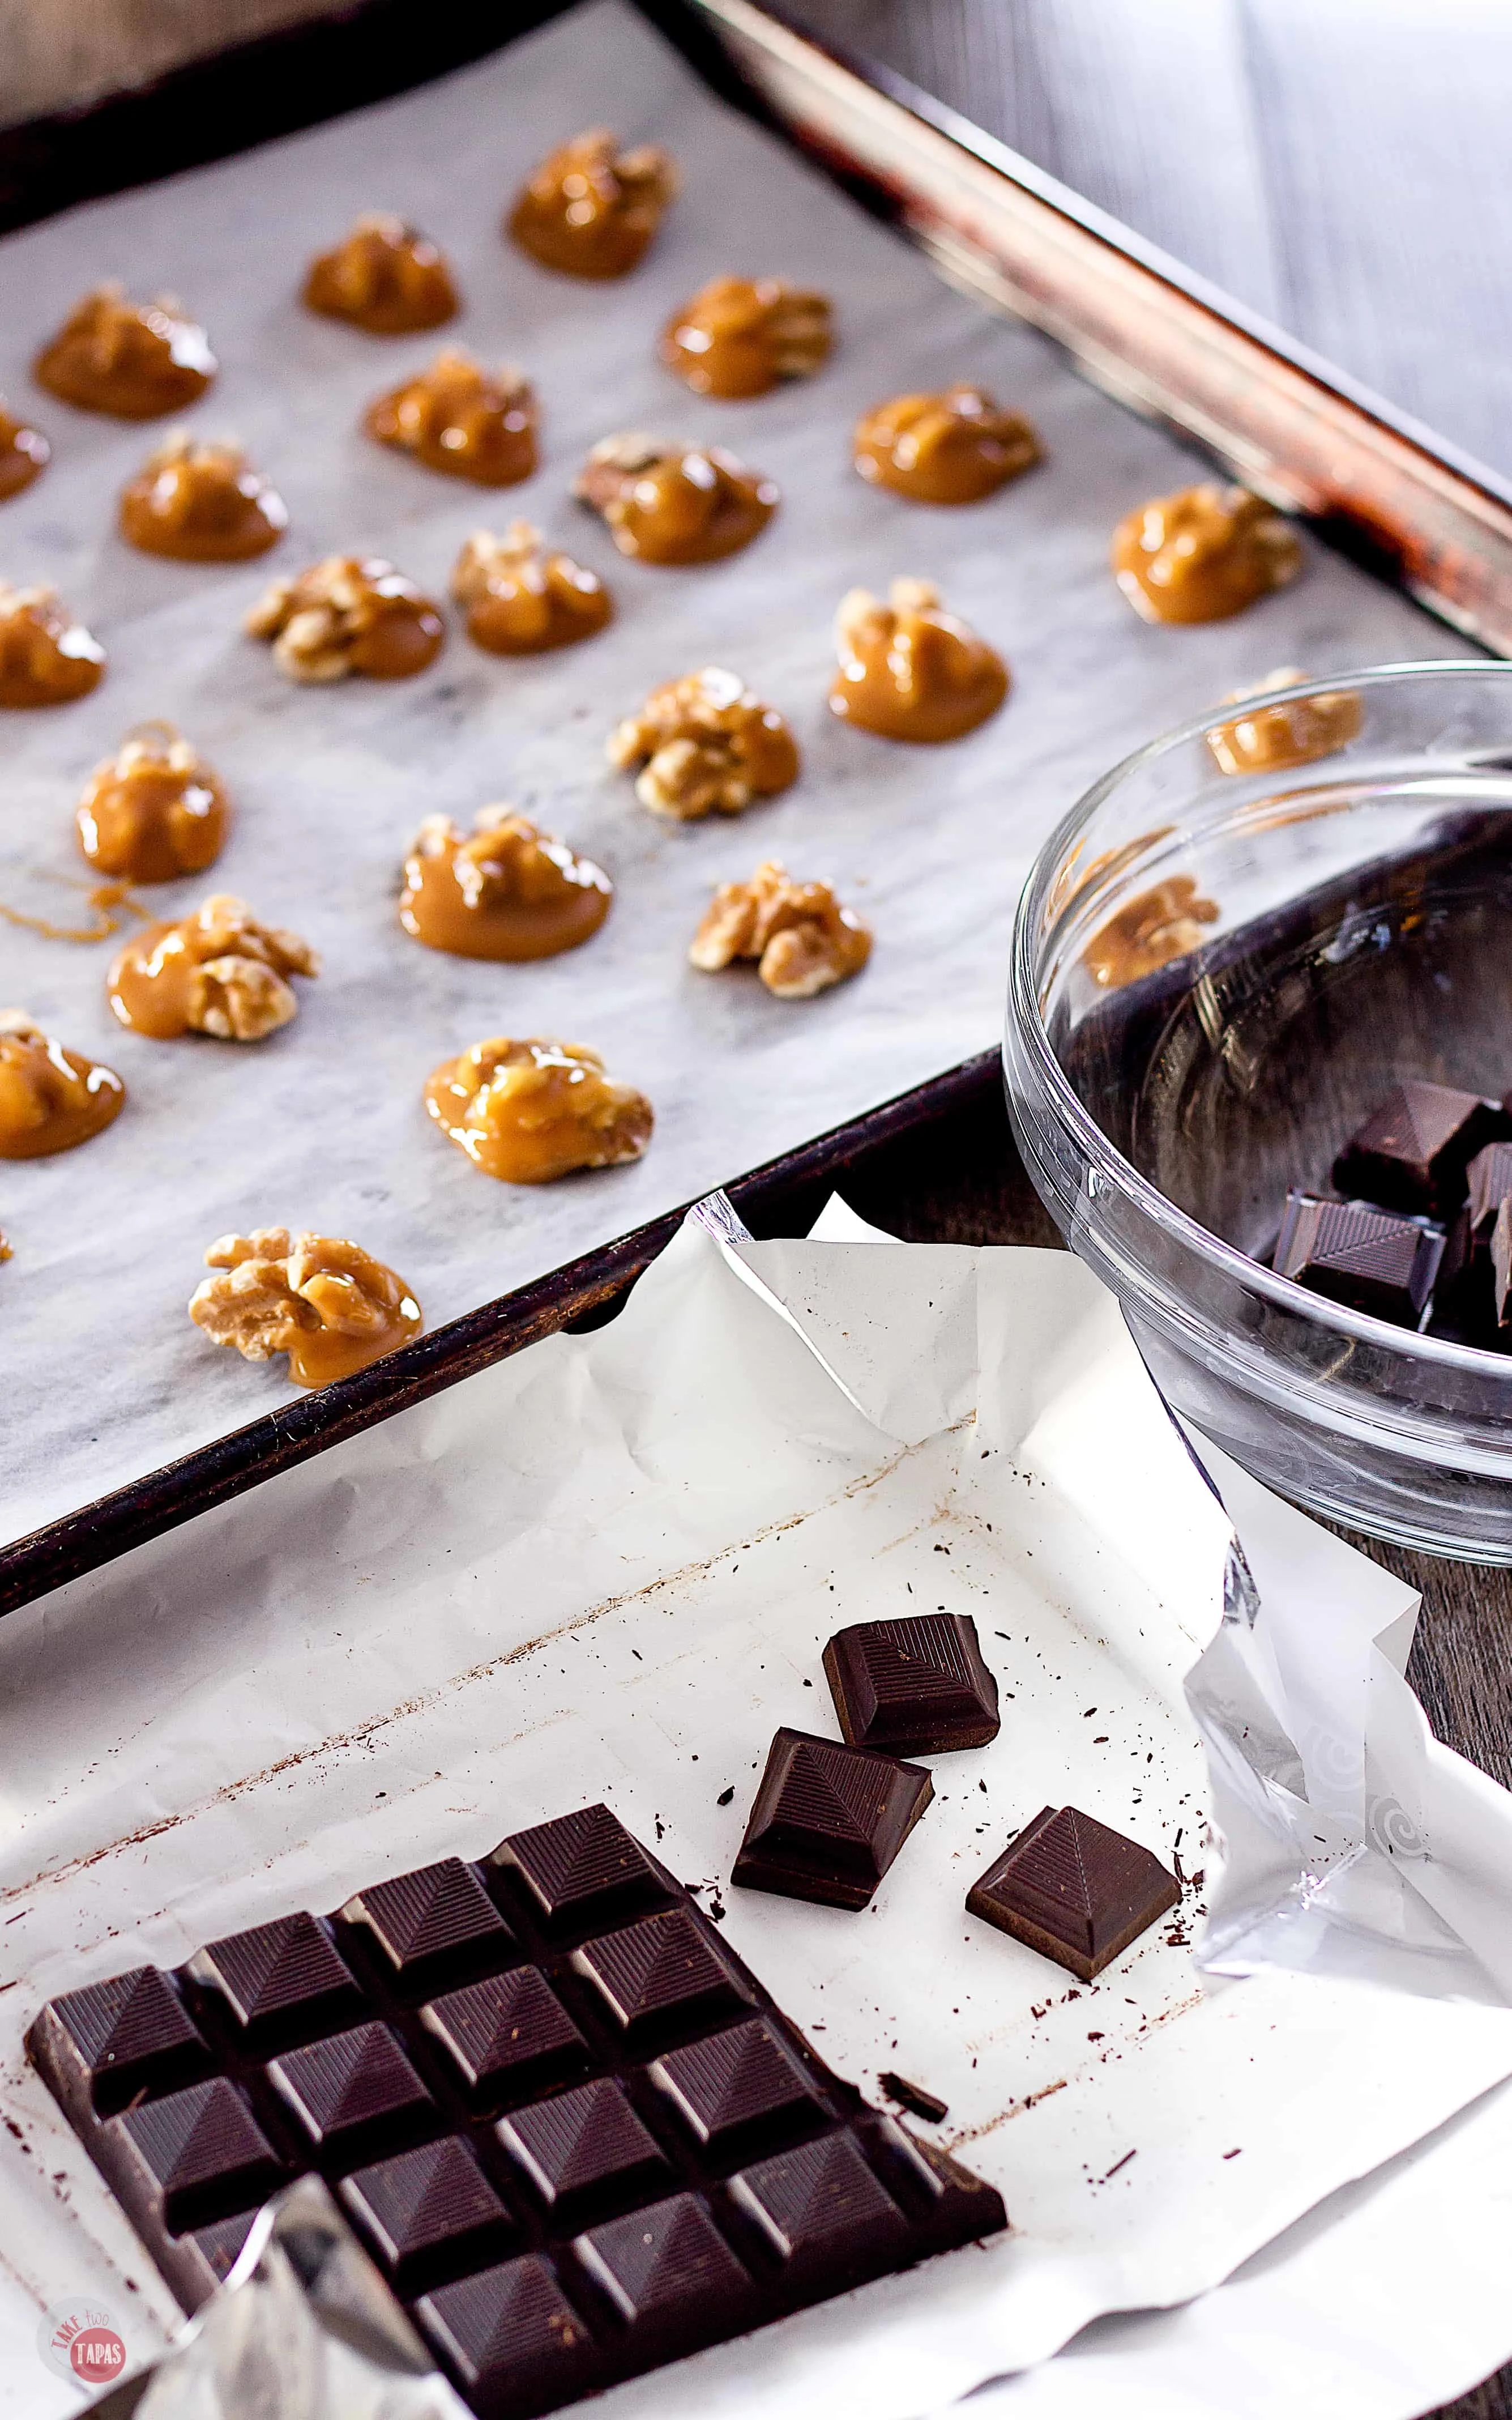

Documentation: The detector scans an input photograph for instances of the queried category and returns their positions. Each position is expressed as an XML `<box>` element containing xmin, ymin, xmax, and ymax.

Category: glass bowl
<box><xmin>1003</xmin><ymin>661</ymin><xmax>1512</xmax><ymax>1562</ymax></box>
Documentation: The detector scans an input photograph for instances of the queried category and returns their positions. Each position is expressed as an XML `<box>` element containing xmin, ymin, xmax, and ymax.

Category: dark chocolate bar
<box><xmin>28</xmin><ymin>1805</ymin><xmax>1004</xmax><ymax>2419</ymax></box>
<box><xmin>823</xmin><ymin>1613</ymin><xmax>1000</xmax><ymax>1757</ymax></box>
<box><xmin>1272</xmin><ymin>1191</ymin><xmax>1442</xmax><ymax>1326</ymax></box>
<box><xmin>732</xmin><ymin>1728</ymin><xmax>934</xmax><ymax>1912</ymax></box>
<box><xmin>1330</xmin><ymin>1080</ymin><xmax>1507</xmax><ymax>1218</ymax></box>
<box><xmin>967</xmin><ymin>1805</ymin><xmax>1179</xmax><ymax>1982</ymax></box>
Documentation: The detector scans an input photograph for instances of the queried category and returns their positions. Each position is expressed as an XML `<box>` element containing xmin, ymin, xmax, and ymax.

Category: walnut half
<box><xmin>607</xmin><ymin>667</ymin><xmax>799</xmax><ymax>819</ymax></box>
<box><xmin>108</xmin><ymin>894</ymin><xmax>319</xmax><ymax>1042</ymax></box>
<box><xmin>189</xmin><ymin>1228</ymin><xmax>422</xmax><ymax>1388</ymax></box>
<box><xmin>690</xmin><ymin>861</ymin><xmax>872</xmax><ymax>999</ymax></box>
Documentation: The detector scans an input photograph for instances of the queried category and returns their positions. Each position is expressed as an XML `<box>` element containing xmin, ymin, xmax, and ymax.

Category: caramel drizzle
<box><xmin>0</xmin><ymin>875</ymin><xmax>151</xmax><ymax>944</ymax></box>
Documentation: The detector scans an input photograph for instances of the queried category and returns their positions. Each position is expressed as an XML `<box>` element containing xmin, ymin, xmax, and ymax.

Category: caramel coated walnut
<box><xmin>661</xmin><ymin>278</ymin><xmax>831</xmax><ymax>400</ymax></box>
<box><xmin>245</xmin><ymin>556</ymin><xmax>444</xmax><ymax>683</ymax></box>
<box><xmin>302</xmin><ymin>215</ymin><xmax>459</xmax><ymax>334</ymax></box>
<box><xmin>77</xmin><ymin>723</ymin><xmax>230</xmax><ymax>883</ymax></box>
<box><xmin>400</xmin><ymin>811</ymin><xmax>612</xmax><ymax>961</ymax></box>
<box><xmin>1112</xmin><ymin>484</ymin><xmax>1301</xmax><ymax>624</ymax></box>
<box><xmin>0</xmin><ymin>585</ymin><xmax>105</xmax><ymax>709</ymax></box>
<box><xmin>574</xmin><ymin>433</ymin><xmax>778</xmax><ymax>564</ymax></box>
<box><xmin>0</xmin><ymin>1009</ymin><xmax>125</xmax><ymax>1160</ymax></box>
<box><xmin>1083</xmin><ymin>877</ymin><xmax>1219</xmax><ymax>990</ymax></box>
<box><xmin>425</xmin><ymin>1037</ymin><xmax>652</xmax><ymax>1184</ymax></box>
<box><xmin>1206</xmin><ymin>667</ymin><xmax>1364</xmax><ymax>776</ymax></box>
<box><xmin>365</xmin><ymin>350</ymin><xmax>537</xmax><ymax>487</ymax></box>
<box><xmin>507</xmin><ymin>129</ymin><xmax>678</xmax><ymax>279</ymax></box>
<box><xmin>830</xmin><ymin>577</ymin><xmax>1006</xmax><ymax>743</ymax></box>
<box><xmin>690</xmin><ymin>861</ymin><xmax>872</xmax><ymax>1000</ymax></box>
<box><xmin>119</xmin><ymin>432</ymin><xmax>287</xmax><ymax>562</ymax></box>
<box><xmin>451</xmin><ymin>522</ymin><xmax>612</xmax><ymax>655</ymax></box>
<box><xmin>0</xmin><ymin>401</ymin><xmax>48</xmax><ymax>500</ymax></box>
<box><xmin>189</xmin><ymin>1228</ymin><xmax>422</xmax><ymax>1389</ymax></box>
<box><xmin>33</xmin><ymin>285</ymin><xmax>216</xmax><ymax>419</ymax></box>
<box><xmin>853</xmin><ymin>385</ymin><xmax>1040</xmax><ymax>505</ymax></box>
<box><xmin>108</xmin><ymin>894</ymin><xmax>318</xmax><ymax>1042</ymax></box>
<box><xmin>607</xmin><ymin>667</ymin><xmax>799</xmax><ymax>820</ymax></box>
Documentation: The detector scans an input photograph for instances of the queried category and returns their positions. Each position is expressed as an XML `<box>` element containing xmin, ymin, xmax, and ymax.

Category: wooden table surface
<box><xmin>813</xmin><ymin>1069</ymin><xmax>1512</xmax><ymax>2420</ymax></box>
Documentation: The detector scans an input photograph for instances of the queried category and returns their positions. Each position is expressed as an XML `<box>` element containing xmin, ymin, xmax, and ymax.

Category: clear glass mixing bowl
<box><xmin>1003</xmin><ymin>661</ymin><xmax>1512</xmax><ymax>1561</ymax></box>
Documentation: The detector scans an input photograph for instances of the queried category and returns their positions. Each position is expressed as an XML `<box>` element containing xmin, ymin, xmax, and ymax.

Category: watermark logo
<box><xmin>37</xmin><ymin>2299</ymin><xmax>129</xmax><ymax>2386</ymax></box>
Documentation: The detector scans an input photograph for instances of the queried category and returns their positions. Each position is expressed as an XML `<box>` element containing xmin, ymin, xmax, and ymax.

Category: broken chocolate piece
<box><xmin>732</xmin><ymin>1727</ymin><xmax>933</xmax><ymax>1912</ymax></box>
<box><xmin>421</xmin><ymin>1967</ymin><xmax>587</xmax><ymax>2104</ymax></box>
<box><xmin>267</xmin><ymin>2019</ymin><xmax>433</xmax><ymax>2152</ymax></box>
<box><xmin>187</xmin><ymin>1912</ymin><xmax>360</xmax><ymax>2045</ymax></box>
<box><xmin>1436</xmin><ymin>1140</ymin><xmax>1512</xmax><ymax>1335</ymax></box>
<box><xmin>497</xmin><ymin>2077</ymin><xmax>667</xmax><ymax>2213</ymax></box>
<box><xmin>104</xmin><ymin>2076</ymin><xmax>281</xmax><ymax>2232</ymax></box>
<box><xmin>967</xmin><ymin>1804</ymin><xmax>1180</xmax><ymax>1981</ymax></box>
<box><xmin>341</xmin><ymin>1860</ymin><xmax>512</xmax><ymax>1984</ymax></box>
<box><xmin>878</xmin><ymin>2070</ymin><xmax>949</xmax><ymax>2124</ymax></box>
<box><xmin>1273</xmin><ymin>1191</ymin><xmax>1443</xmax><ymax>1326</ymax></box>
<box><xmin>648</xmin><ymin>2017</ymin><xmax>819</xmax><ymax>2150</ymax></box>
<box><xmin>823</xmin><ymin>1612</ymin><xmax>999</xmax><ymax>1755</ymax></box>
<box><xmin>340</xmin><ymin>2136</ymin><xmax>514</xmax><ymax>2291</ymax></box>
<box><xmin>1331</xmin><ymin>1080</ymin><xmax>1507</xmax><ymax>1218</ymax></box>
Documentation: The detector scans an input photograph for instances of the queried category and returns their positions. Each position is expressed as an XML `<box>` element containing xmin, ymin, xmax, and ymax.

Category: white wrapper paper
<box><xmin>0</xmin><ymin>0</ymin><xmax>1463</xmax><ymax>1554</ymax></box>
<box><xmin>6</xmin><ymin>1207</ymin><xmax>1512</xmax><ymax>2418</ymax></box>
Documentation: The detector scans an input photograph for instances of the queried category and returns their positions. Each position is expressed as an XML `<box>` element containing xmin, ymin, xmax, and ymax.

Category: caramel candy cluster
<box><xmin>690</xmin><ymin>861</ymin><xmax>872</xmax><ymax>1000</ymax></box>
<box><xmin>853</xmin><ymin>385</ymin><xmax>1041</xmax><ymax>504</ymax></box>
<box><xmin>33</xmin><ymin>286</ymin><xmax>216</xmax><ymax>419</ymax></box>
<box><xmin>0</xmin><ymin>401</ymin><xmax>49</xmax><ymax>501</ymax></box>
<box><xmin>830</xmin><ymin>577</ymin><xmax>1007</xmax><ymax>742</ymax></box>
<box><xmin>451</xmin><ymin>523</ymin><xmax>612</xmax><ymax>655</ymax></box>
<box><xmin>245</xmin><ymin>556</ymin><xmax>444</xmax><ymax>683</ymax></box>
<box><xmin>76</xmin><ymin>723</ymin><xmax>230</xmax><ymax>883</ymax></box>
<box><xmin>365</xmin><ymin>350</ymin><xmax>537</xmax><ymax>487</ymax></box>
<box><xmin>608</xmin><ymin>667</ymin><xmax>799</xmax><ymax>820</ymax></box>
<box><xmin>508</xmin><ymin>129</ymin><xmax>678</xmax><ymax>279</ymax></box>
<box><xmin>575</xmin><ymin>433</ymin><xmax>778</xmax><ymax>564</ymax></box>
<box><xmin>400</xmin><ymin>812</ymin><xmax>612</xmax><ymax>962</ymax></box>
<box><xmin>0</xmin><ymin>1010</ymin><xmax>125</xmax><ymax>1160</ymax></box>
<box><xmin>108</xmin><ymin>894</ymin><xmax>318</xmax><ymax>1042</ymax></box>
<box><xmin>189</xmin><ymin>1227</ymin><xmax>422</xmax><ymax>1389</ymax></box>
<box><xmin>1206</xmin><ymin>666</ymin><xmax>1364</xmax><ymax>776</ymax></box>
<box><xmin>1112</xmin><ymin>484</ymin><xmax>1301</xmax><ymax>624</ymax></box>
<box><xmin>425</xmin><ymin>1037</ymin><xmax>652</xmax><ymax>1184</ymax></box>
<box><xmin>303</xmin><ymin>216</ymin><xmax>459</xmax><ymax>334</ymax></box>
<box><xmin>661</xmin><ymin>278</ymin><xmax>831</xmax><ymax>400</ymax></box>
<box><xmin>118</xmin><ymin>432</ymin><xmax>287</xmax><ymax>561</ymax></box>
<box><xmin>1083</xmin><ymin>876</ymin><xmax>1219</xmax><ymax>991</ymax></box>
<box><xmin>0</xmin><ymin>585</ymin><xmax>105</xmax><ymax>708</ymax></box>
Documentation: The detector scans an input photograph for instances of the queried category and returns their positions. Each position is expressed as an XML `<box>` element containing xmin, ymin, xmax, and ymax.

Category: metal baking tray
<box><xmin>2</xmin><ymin>0</ymin><xmax>1507</xmax><ymax>1620</ymax></box>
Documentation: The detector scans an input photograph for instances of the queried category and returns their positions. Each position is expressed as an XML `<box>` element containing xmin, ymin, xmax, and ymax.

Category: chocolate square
<box><xmin>729</xmin><ymin>2133</ymin><xmax>907</xmax><ymax>2282</ymax></box>
<box><xmin>340</xmin><ymin>1859</ymin><xmax>512</xmax><ymax>1984</ymax></box>
<box><xmin>648</xmin><ymin>2017</ymin><xmax>819</xmax><ymax>2151</ymax></box>
<box><xmin>732</xmin><ymin>1728</ymin><xmax>933</xmax><ymax>1912</ymax></box>
<box><xmin>417</xmin><ymin>2255</ymin><xmax>594</xmax><ymax>2406</ymax></box>
<box><xmin>181</xmin><ymin>2208</ymin><xmax>259</xmax><ymax>2297</ymax></box>
<box><xmin>497</xmin><ymin>2078</ymin><xmax>667</xmax><ymax>2213</ymax></box>
<box><xmin>571</xmin><ymin>1910</ymin><xmax>746</xmax><ymax>2039</ymax></box>
<box><xmin>267</xmin><ymin>2020</ymin><xmax>432</xmax><ymax>2154</ymax></box>
<box><xmin>105</xmin><ymin>2077</ymin><xmax>281</xmax><ymax>2233</ymax></box>
<box><xmin>340</xmin><ymin>2136</ymin><xmax>513</xmax><ymax>2291</ymax></box>
<box><xmin>421</xmin><ymin>1967</ymin><xmax>587</xmax><ymax>2104</ymax></box>
<box><xmin>1331</xmin><ymin>1080</ymin><xmax>1507</xmax><ymax>1217</ymax></box>
<box><xmin>967</xmin><ymin>1804</ymin><xmax>1180</xmax><ymax>1981</ymax></box>
<box><xmin>823</xmin><ymin>1612</ymin><xmax>1000</xmax><ymax>1756</ymax></box>
<box><xmin>575</xmin><ymin>2192</ymin><xmax>750</xmax><ymax>2329</ymax></box>
<box><xmin>30</xmin><ymin>1967</ymin><xmax>207</xmax><ymax>2116</ymax></box>
<box><xmin>490</xmin><ymin>1805</ymin><xmax>667</xmax><ymax>1933</ymax></box>
<box><xmin>1273</xmin><ymin>1191</ymin><xmax>1442</xmax><ymax>1326</ymax></box>
<box><xmin>187</xmin><ymin>1912</ymin><xmax>359</xmax><ymax>2044</ymax></box>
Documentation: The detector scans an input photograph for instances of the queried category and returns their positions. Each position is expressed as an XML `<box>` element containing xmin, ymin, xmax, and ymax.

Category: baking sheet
<box><xmin>0</xmin><ymin>0</ymin><xmax>1463</xmax><ymax>1553</ymax></box>
<box><xmin>6</xmin><ymin>1211</ymin><xmax>1512</xmax><ymax>2418</ymax></box>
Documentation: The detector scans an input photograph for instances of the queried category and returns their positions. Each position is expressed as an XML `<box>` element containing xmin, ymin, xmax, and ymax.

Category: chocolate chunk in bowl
<box><xmin>27</xmin><ymin>1803</ymin><xmax>1005</xmax><ymax>2415</ymax></box>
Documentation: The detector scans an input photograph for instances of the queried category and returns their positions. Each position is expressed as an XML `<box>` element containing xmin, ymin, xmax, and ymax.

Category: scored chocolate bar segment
<box><xmin>823</xmin><ymin>1612</ymin><xmax>1000</xmax><ymax>1756</ymax></box>
<box><xmin>967</xmin><ymin>1804</ymin><xmax>1179</xmax><ymax>1982</ymax></box>
<box><xmin>1331</xmin><ymin>1080</ymin><xmax>1507</xmax><ymax>1218</ymax></box>
<box><xmin>28</xmin><ymin>1802</ymin><xmax>1005</xmax><ymax>2420</ymax></box>
<box><xmin>1272</xmin><ymin>1191</ymin><xmax>1442</xmax><ymax>1326</ymax></box>
<box><xmin>733</xmin><ymin>1727</ymin><xmax>934</xmax><ymax>1911</ymax></box>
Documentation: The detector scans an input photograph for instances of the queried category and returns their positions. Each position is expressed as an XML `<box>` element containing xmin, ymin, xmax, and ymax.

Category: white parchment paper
<box><xmin>0</xmin><ymin>0</ymin><xmax>1465</xmax><ymax>1552</ymax></box>
<box><xmin>5</xmin><ymin>1208</ymin><xmax>1512</xmax><ymax>2419</ymax></box>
